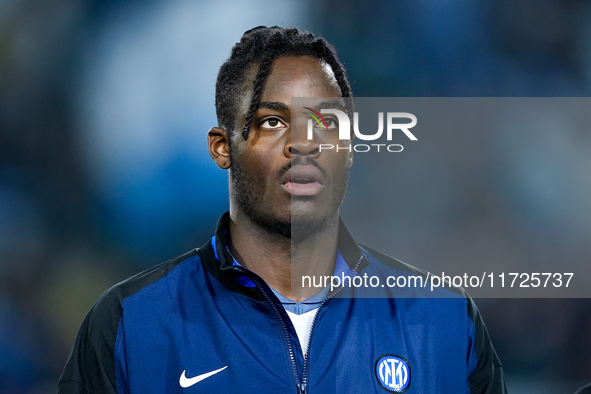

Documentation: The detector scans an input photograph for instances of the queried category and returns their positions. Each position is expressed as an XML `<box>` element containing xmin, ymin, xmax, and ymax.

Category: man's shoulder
<box><xmin>356</xmin><ymin>244</ymin><xmax>506</xmax><ymax>393</ymax></box>
<box><xmin>74</xmin><ymin>248</ymin><xmax>204</xmax><ymax>351</ymax></box>
<box><xmin>357</xmin><ymin>243</ymin><xmax>468</xmax><ymax>299</ymax></box>
<box><xmin>58</xmin><ymin>249</ymin><xmax>207</xmax><ymax>393</ymax></box>
<box><xmin>94</xmin><ymin>248</ymin><xmax>203</xmax><ymax>312</ymax></box>
<box><xmin>358</xmin><ymin>244</ymin><xmax>429</xmax><ymax>277</ymax></box>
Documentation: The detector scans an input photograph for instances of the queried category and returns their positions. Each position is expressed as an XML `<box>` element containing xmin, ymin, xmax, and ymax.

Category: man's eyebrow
<box><xmin>258</xmin><ymin>101</ymin><xmax>289</xmax><ymax>111</ymax></box>
<box><xmin>314</xmin><ymin>100</ymin><xmax>347</xmax><ymax>111</ymax></box>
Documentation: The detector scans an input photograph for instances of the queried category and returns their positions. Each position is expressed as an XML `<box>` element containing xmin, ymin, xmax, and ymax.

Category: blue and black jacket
<box><xmin>58</xmin><ymin>213</ymin><xmax>506</xmax><ymax>393</ymax></box>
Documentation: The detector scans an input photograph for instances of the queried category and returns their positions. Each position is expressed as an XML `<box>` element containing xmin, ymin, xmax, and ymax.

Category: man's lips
<box><xmin>281</xmin><ymin>165</ymin><xmax>325</xmax><ymax>196</ymax></box>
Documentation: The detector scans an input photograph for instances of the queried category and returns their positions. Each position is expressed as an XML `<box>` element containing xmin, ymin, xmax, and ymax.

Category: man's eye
<box><xmin>325</xmin><ymin>117</ymin><xmax>338</xmax><ymax>129</ymax></box>
<box><xmin>260</xmin><ymin>118</ymin><xmax>285</xmax><ymax>129</ymax></box>
<box><xmin>313</xmin><ymin>117</ymin><xmax>338</xmax><ymax>130</ymax></box>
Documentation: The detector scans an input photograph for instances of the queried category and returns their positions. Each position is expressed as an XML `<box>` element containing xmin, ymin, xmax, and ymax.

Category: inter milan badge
<box><xmin>374</xmin><ymin>354</ymin><xmax>411</xmax><ymax>393</ymax></box>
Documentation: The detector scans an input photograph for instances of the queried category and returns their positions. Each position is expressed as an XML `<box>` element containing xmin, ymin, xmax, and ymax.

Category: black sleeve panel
<box><xmin>57</xmin><ymin>287</ymin><xmax>123</xmax><ymax>394</ymax></box>
<box><xmin>56</xmin><ymin>249</ymin><xmax>201</xmax><ymax>394</ymax></box>
<box><xmin>467</xmin><ymin>298</ymin><xmax>507</xmax><ymax>394</ymax></box>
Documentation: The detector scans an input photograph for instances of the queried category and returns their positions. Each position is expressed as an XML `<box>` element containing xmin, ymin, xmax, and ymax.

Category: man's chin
<box><xmin>290</xmin><ymin>214</ymin><xmax>335</xmax><ymax>241</ymax></box>
<box><xmin>251</xmin><ymin>213</ymin><xmax>334</xmax><ymax>241</ymax></box>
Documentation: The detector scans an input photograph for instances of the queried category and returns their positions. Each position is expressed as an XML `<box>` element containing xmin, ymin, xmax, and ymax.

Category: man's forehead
<box><xmin>232</xmin><ymin>56</ymin><xmax>342</xmax><ymax>129</ymax></box>
<box><xmin>260</xmin><ymin>57</ymin><xmax>341</xmax><ymax>104</ymax></box>
<box><xmin>257</xmin><ymin>97</ymin><xmax>347</xmax><ymax>112</ymax></box>
<box><xmin>263</xmin><ymin>56</ymin><xmax>338</xmax><ymax>90</ymax></box>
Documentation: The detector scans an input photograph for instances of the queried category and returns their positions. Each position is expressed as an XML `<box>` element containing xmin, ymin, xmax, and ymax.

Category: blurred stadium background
<box><xmin>1</xmin><ymin>0</ymin><xmax>591</xmax><ymax>392</ymax></box>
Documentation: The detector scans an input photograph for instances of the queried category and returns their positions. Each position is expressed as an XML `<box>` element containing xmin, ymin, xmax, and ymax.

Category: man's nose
<box><xmin>285</xmin><ymin>128</ymin><xmax>320</xmax><ymax>159</ymax></box>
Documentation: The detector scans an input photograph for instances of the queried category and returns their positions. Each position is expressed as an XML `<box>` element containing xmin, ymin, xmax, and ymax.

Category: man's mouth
<box><xmin>281</xmin><ymin>165</ymin><xmax>325</xmax><ymax>196</ymax></box>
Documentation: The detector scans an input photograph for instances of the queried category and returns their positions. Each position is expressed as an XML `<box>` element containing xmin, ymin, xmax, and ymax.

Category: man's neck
<box><xmin>228</xmin><ymin>210</ymin><xmax>340</xmax><ymax>302</ymax></box>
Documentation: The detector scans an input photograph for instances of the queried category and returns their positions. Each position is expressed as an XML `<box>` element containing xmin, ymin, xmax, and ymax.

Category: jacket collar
<box><xmin>198</xmin><ymin>212</ymin><xmax>368</xmax><ymax>300</ymax></box>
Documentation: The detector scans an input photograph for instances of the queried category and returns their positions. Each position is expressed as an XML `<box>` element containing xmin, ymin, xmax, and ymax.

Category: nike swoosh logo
<box><xmin>179</xmin><ymin>366</ymin><xmax>228</xmax><ymax>388</ymax></box>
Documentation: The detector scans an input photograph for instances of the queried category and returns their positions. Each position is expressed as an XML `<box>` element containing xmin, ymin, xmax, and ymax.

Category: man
<box><xmin>59</xmin><ymin>26</ymin><xmax>506</xmax><ymax>393</ymax></box>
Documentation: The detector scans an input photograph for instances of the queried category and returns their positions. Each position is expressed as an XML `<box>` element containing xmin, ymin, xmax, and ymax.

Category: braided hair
<box><xmin>215</xmin><ymin>26</ymin><xmax>352</xmax><ymax>140</ymax></box>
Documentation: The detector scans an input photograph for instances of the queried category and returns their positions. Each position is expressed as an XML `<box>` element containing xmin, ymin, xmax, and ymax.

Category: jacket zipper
<box><xmin>234</xmin><ymin>269</ymin><xmax>302</xmax><ymax>393</ymax></box>
<box><xmin>298</xmin><ymin>254</ymin><xmax>365</xmax><ymax>394</ymax></box>
<box><xmin>234</xmin><ymin>253</ymin><xmax>365</xmax><ymax>394</ymax></box>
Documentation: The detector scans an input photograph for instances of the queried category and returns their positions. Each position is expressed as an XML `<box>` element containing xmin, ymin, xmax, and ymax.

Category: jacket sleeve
<box><xmin>58</xmin><ymin>288</ymin><xmax>123</xmax><ymax>394</ymax></box>
<box><xmin>466</xmin><ymin>297</ymin><xmax>507</xmax><ymax>394</ymax></box>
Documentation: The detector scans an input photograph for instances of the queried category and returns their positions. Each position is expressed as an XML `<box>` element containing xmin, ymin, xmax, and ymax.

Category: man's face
<box><xmin>229</xmin><ymin>56</ymin><xmax>352</xmax><ymax>237</ymax></box>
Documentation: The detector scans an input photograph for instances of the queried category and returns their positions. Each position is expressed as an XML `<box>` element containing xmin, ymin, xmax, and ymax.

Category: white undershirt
<box><xmin>286</xmin><ymin>309</ymin><xmax>319</xmax><ymax>356</ymax></box>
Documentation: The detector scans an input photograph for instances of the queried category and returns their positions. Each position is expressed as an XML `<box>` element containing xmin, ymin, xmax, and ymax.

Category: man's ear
<box><xmin>207</xmin><ymin>127</ymin><xmax>231</xmax><ymax>169</ymax></box>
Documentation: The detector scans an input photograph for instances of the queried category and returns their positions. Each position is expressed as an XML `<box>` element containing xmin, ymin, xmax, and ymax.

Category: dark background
<box><xmin>1</xmin><ymin>0</ymin><xmax>590</xmax><ymax>392</ymax></box>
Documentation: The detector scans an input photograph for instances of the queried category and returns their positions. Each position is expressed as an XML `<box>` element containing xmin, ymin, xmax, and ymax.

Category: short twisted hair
<box><xmin>215</xmin><ymin>26</ymin><xmax>352</xmax><ymax>140</ymax></box>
